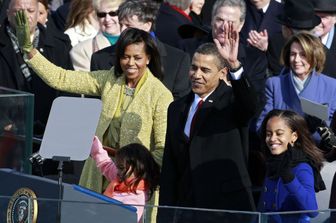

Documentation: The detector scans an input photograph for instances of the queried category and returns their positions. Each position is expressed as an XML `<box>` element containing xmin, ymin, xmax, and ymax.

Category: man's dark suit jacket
<box><xmin>0</xmin><ymin>0</ymin><xmax>9</xmax><ymax>25</ymax></box>
<box><xmin>157</xmin><ymin>78</ymin><xmax>257</xmax><ymax>223</ymax></box>
<box><xmin>267</xmin><ymin>29</ymin><xmax>336</xmax><ymax>78</ymax></box>
<box><xmin>324</xmin><ymin>29</ymin><xmax>336</xmax><ymax>78</ymax></box>
<box><xmin>179</xmin><ymin>33</ymin><xmax>267</xmax><ymax>106</ymax></box>
<box><xmin>200</xmin><ymin>0</ymin><xmax>216</xmax><ymax>27</ymax></box>
<box><xmin>0</xmin><ymin>20</ymin><xmax>74</xmax><ymax>135</ymax></box>
<box><xmin>240</xmin><ymin>0</ymin><xmax>283</xmax><ymax>45</ymax></box>
<box><xmin>91</xmin><ymin>39</ymin><xmax>191</xmax><ymax>99</ymax></box>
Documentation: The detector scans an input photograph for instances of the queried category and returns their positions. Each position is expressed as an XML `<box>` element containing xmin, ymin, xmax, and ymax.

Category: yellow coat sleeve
<box><xmin>27</xmin><ymin>51</ymin><xmax>114</xmax><ymax>96</ymax></box>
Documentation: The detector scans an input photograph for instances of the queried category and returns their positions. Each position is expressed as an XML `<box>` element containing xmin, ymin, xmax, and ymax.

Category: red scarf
<box><xmin>103</xmin><ymin>178</ymin><xmax>146</xmax><ymax>197</ymax></box>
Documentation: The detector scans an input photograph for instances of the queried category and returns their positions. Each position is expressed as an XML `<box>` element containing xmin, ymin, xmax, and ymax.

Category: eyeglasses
<box><xmin>96</xmin><ymin>10</ymin><xmax>118</xmax><ymax>18</ymax></box>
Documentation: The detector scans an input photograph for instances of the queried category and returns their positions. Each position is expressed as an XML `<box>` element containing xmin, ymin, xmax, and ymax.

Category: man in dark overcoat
<box><xmin>0</xmin><ymin>0</ymin><xmax>73</xmax><ymax>136</ymax></box>
<box><xmin>0</xmin><ymin>0</ymin><xmax>76</xmax><ymax>181</ymax></box>
<box><xmin>158</xmin><ymin>35</ymin><xmax>257</xmax><ymax>223</ymax></box>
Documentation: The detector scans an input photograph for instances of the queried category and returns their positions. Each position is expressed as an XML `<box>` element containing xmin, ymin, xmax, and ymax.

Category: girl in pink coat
<box><xmin>90</xmin><ymin>136</ymin><xmax>160</xmax><ymax>222</ymax></box>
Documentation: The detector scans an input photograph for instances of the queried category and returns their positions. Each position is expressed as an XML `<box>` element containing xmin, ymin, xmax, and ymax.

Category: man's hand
<box><xmin>247</xmin><ymin>29</ymin><xmax>268</xmax><ymax>52</ymax></box>
<box><xmin>213</xmin><ymin>21</ymin><xmax>240</xmax><ymax>69</ymax></box>
<box><xmin>15</xmin><ymin>10</ymin><xmax>33</xmax><ymax>54</ymax></box>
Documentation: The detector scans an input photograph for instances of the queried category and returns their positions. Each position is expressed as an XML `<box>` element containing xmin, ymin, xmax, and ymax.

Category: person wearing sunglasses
<box><xmin>70</xmin><ymin>0</ymin><xmax>125</xmax><ymax>71</ymax></box>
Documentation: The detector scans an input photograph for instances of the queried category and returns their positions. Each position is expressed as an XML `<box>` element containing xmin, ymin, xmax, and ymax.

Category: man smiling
<box><xmin>158</xmin><ymin>42</ymin><xmax>258</xmax><ymax>223</ymax></box>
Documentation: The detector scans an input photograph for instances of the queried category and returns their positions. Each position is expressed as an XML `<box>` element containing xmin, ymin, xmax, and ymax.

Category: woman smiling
<box><xmin>15</xmin><ymin>10</ymin><xmax>173</xmax><ymax>193</ymax></box>
<box><xmin>256</xmin><ymin>31</ymin><xmax>336</xmax><ymax>138</ymax></box>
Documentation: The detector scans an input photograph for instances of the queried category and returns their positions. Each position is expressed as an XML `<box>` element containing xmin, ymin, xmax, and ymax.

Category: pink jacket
<box><xmin>90</xmin><ymin>136</ymin><xmax>146</xmax><ymax>222</ymax></box>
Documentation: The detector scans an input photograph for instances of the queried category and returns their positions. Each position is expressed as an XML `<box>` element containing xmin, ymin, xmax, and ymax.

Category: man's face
<box><xmin>212</xmin><ymin>6</ymin><xmax>244</xmax><ymax>45</ymax></box>
<box><xmin>314</xmin><ymin>12</ymin><xmax>336</xmax><ymax>38</ymax></box>
<box><xmin>119</xmin><ymin>15</ymin><xmax>152</xmax><ymax>33</ymax></box>
<box><xmin>7</xmin><ymin>0</ymin><xmax>38</xmax><ymax>34</ymax></box>
<box><xmin>189</xmin><ymin>53</ymin><xmax>222</xmax><ymax>98</ymax></box>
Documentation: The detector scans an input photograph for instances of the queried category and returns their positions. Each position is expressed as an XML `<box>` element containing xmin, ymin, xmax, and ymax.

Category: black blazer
<box><xmin>0</xmin><ymin>21</ymin><xmax>74</xmax><ymax>135</ymax></box>
<box><xmin>90</xmin><ymin>39</ymin><xmax>191</xmax><ymax>99</ymax></box>
<box><xmin>323</xmin><ymin>27</ymin><xmax>336</xmax><ymax>78</ymax></box>
<box><xmin>158</xmin><ymin>78</ymin><xmax>257</xmax><ymax>223</ymax></box>
<box><xmin>266</xmin><ymin>33</ymin><xmax>285</xmax><ymax>75</ymax></box>
<box><xmin>240</xmin><ymin>0</ymin><xmax>283</xmax><ymax>45</ymax></box>
<box><xmin>0</xmin><ymin>0</ymin><xmax>9</xmax><ymax>25</ymax></box>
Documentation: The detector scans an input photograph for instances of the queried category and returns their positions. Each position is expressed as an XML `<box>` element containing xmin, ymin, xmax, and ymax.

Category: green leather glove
<box><xmin>15</xmin><ymin>10</ymin><xmax>33</xmax><ymax>54</ymax></box>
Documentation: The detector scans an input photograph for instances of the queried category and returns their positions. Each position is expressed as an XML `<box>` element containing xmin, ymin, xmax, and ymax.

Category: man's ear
<box><xmin>237</xmin><ymin>20</ymin><xmax>245</xmax><ymax>32</ymax></box>
<box><xmin>219</xmin><ymin>67</ymin><xmax>231</xmax><ymax>86</ymax></box>
<box><xmin>143</xmin><ymin>22</ymin><xmax>153</xmax><ymax>33</ymax></box>
<box><xmin>219</xmin><ymin>67</ymin><xmax>228</xmax><ymax>80</ymax></box>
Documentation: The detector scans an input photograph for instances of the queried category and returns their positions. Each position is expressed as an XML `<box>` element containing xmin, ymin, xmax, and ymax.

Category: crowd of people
<box><xmin>2</xmin><ymin>0</ymin><xmax>336</xmax><ymax>222</ymax></box>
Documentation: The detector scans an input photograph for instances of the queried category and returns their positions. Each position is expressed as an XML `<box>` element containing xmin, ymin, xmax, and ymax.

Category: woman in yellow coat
<box><xmin>16</xmin><ymin>10</ymin><xmax>173</xmax><ymax>193</ymax></box>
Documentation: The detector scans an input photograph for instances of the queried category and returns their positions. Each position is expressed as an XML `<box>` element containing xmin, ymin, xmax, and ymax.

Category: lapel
<box><xmin>329</xmin><ymin>26</ymin><xmax>336</xmax><ymax>52</ymax></box>
<box><xmin>177</xmin><ymin>92</ymin><xmax>194</xmax><ymax>142</ymax></box>
<box><xmin>156</xmin><ymin>40</ymin><xmax>167</xmax><ymax>74</ymax></box>
<box><xmin>190</xmin><ymin>82</ymin><xmax>230</xmax><ymax>139</ymax></box>
<box><xmin>300</xmin><ymin>71</ymin><xmax>320</xmax><ymax>101</ymax></box>
<box><xmin>248</xmin><ymin>3</ymin><xmax>263</xmax><ymax>29</ymax></box>
<box><xmin>124</xmin><ymin>70</ymin><xmax>150</xmax><ymax>112</ymax></box>
<box><xmin>282</xmin><ymin>71</ymin><xmax>302</xmax><ymax>112</ymax></box>
<box><xmin>95</xmin><ymin>32</ymin><xmax>110</xmax><ymax>49</ymax></box>
<box><xmin>107</xmin><ymin>44</ymin><xmax>116</xmax><ymax>68</ymax></box>
<box><xmin>103</xmin><ymin>73</ymin><xmax>124</xmax><ymax>123</ymax></box>
<box><xmin>156</xmin><ymin>39</ymin><xmax>167</xmax><ymax>57</ymax></box>
<box><xmin>37</xmin><ymin>24</ymin><xmax>56</xmax><ymax>50</ymax></box>
<box><xmin>260</xmin><ymin>0</ymin><xmax>274</xmax><ymax>28</ymax></box>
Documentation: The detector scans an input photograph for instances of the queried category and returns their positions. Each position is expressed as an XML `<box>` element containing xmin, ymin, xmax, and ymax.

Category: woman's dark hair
<box><xmin>114</xmin><ymin>28</ymin><xmax>163</xmax><ymax>80</ymax></box>
<box><xmin>260</xmin><ymin>109</ymin><xmax>324</xmax><ymax>171</ymax></box>
<box><xmin>115</xmin><ymin>143</ymin><xmax>160</xmax><ymax>200</ymax></box>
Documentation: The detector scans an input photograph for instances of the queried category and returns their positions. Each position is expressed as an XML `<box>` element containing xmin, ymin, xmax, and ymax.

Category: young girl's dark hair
<box><xmin>260</xmin><ymin>109</ymin><xmax>324</xmax><ymax>171</ymax></box>
<box><xmin>115</xmin><ymin>143</ymin><xmax>160</xmax><ymax>200</ymax></box>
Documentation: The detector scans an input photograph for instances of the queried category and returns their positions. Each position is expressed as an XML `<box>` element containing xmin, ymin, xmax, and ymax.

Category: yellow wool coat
<box><xmin>27</xmin><ymin>51</ymin><xmax>173</xmax><ymax>192</ymax></box>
